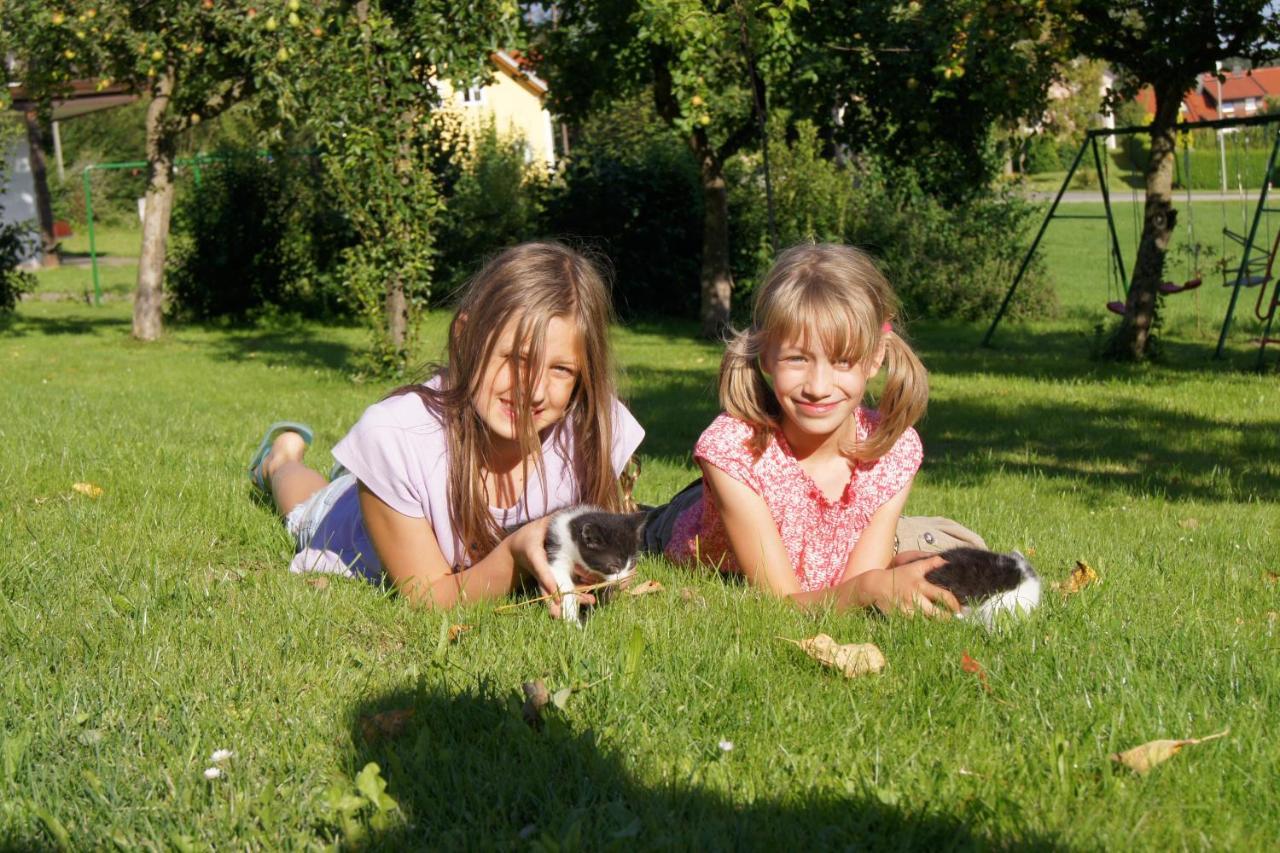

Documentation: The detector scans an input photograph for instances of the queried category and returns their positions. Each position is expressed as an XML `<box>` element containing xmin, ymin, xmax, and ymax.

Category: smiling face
<box><xmin>763</xmin><ymin>335</ymin><xmax>880</xmax><ymax>443</ymax></box>
<box><xmin>473</xmin><ymin>313</ymin><xmax>583</xmax><ymax>448</ymax></box>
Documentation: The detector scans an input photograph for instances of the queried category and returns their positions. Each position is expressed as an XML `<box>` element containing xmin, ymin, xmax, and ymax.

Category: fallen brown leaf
<box><xmin>304</xmin><ymin>576</ymin><xmax>329</xmax><ymax>589</ymax></box>
<box><xmin>1178</xmin><ymin>517</ymin><xmax>1200</xmax><ymax>530</ymax></box>
<box><xmin>1054</xmin><ymin>560</ymin><xmax>1098</xmax><ymax>595</ymax></box>
<box><xmin>1264</xmin><ymin>571</ymin><xmax>1279</xmax><ymax>585</ymax></box>
<box><xmin>627</xmin><ymin>579</ymin><xmax>664</xmax><ymax>597</ymax></box>
<box><xmin>960</xmin><ymin>650</ymin><xmax>992</xmax><ymax>693</ymax></box>
<box><xmin>72</xmin><ymin>482</ymin><xmax>104</xmax><ymax>498</ymax></box>
<box><xmin>359</xmin><ymin>708</ymin><xmax>414</xmax><ymax>744</ymax></box>
<box><xmin>522</xmin><ymin>679</ymin><xmax>550</xmax><ymax>730</ymax></box>
<box><xmin>1110</xmin><ymin>728</ymin><xmax>1229</xmax><ymax>775</ymax></box>
<box><xmin>448</xmin><ymin>624</ymin><xmax>471</xmax><ymax>642</ymax></box>
<box><xmin>781</xmin><ymin>634</ymin><xmax>885</xmax><ymax>678</ymax></box>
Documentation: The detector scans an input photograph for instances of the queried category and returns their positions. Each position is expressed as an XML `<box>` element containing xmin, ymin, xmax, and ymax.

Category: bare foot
<box><xmin>262</xmin><ymin>431</ymin><xmax>309</xmax><ymax>481</ymax></box>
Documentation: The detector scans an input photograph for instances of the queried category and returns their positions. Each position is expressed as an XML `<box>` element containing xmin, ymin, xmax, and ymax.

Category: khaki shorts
<box><xmin>894</xmin><ymin>515</ymin><xmax>987</xmax><ymax>554</ymax></box>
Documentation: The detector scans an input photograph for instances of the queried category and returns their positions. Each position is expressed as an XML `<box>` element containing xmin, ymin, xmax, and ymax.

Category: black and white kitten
<box><xmin>544</xmin><ymin>507</ymin><xmax>648</xmax><ymax>625</ymax></box>
<box><xmin>925</xmin><ymin>547</ymin><xmax>1041</xmax><ymax>629</ymax></box>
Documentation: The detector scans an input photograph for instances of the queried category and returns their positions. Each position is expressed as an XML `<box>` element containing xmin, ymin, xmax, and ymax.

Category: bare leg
<box><xmin>260</xmin><ymin>431</ymin><xmax>328</xmax><ymax>517</ymax></box>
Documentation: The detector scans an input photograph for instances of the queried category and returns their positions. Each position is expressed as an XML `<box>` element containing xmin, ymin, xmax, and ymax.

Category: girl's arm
<box><xmin>701</xmin><ymin>462</ymin><xmax>958</xmax><ymax>615</ymax></box>
<box><xmin>699</xmin><ymin>460</ymin><xmax>805</xmax><ymax>597</ymax></box>
<box><xmin>357</xmin><ymin>483</ymin><xmax>580</xmax><ymax>615</ymax></box>
<box><xmin>841</xmin><ymin>480</ymin><xmax>913</xmax><ymax>581</ymax></box>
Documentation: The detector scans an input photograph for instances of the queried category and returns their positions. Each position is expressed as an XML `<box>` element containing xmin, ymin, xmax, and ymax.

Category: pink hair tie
<box><xmin>881</xmin><ymin>321</ymin><xmax>893</xmax><ymax>333</ymax></box>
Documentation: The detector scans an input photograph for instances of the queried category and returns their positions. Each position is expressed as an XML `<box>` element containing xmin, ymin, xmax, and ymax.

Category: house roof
<box><xmin>1135</xmin><ymin>67</ymin><xmax>1280</xmax><ymax>123</ymax></box>
<box><xmin>491</xmin><ymin>51</ymin><xmax>547</xmax><ymax>99</ymax></box>
<box><xmin>7</xmin><ymin>78</ymin><xmax>137</xmax><ymax>121</ymax></box>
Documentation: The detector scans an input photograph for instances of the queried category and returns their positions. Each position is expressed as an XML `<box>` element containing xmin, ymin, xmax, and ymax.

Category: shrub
<box><xmin>0</xmin><ymin>218</ymin><xmax>36</xmax><ymax>314</ymax></box>
<box><xmin>434</xmin><ymin>117</ymin><xmax>548</xmax><ymax>294</ymax></box>
<box><xmin>1024</xmin><ymin>135</ymin><xmax>1062</xmax><ymax>174</ymax></box>
<box><xmin>166</xmin><ymin>149</ymin><xmax>354</xmax><ymax>322</ymax></box>
<box><xmin>728</xmin><ymin>122</ymin><xmax>1055</xmax><ymax>323</ymax></box>
<box><xmin>543</xmin><ymin>97</ymin><xmax>703</xmax><ymax>319</ymax></box>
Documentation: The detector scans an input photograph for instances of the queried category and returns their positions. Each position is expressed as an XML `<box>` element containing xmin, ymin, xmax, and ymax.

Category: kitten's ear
<box><xmin>579</xmin><ymin>522</ymin><xmax>602</xmax><ymax>547</ymax></box>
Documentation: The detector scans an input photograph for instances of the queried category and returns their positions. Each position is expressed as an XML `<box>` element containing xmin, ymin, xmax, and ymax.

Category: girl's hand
<box><xmin>505</xmin><ymin>516</ymin><xmax>595</xmax><ymax>619</ymax></box>
<box><xmin>844</xmin><ymin>551</ymin><xmax>960</xmax><ymax>617</ymax></box>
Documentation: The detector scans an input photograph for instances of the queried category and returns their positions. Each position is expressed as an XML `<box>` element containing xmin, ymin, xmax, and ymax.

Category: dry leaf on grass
<box><xmin>1264</xmin><ymin>571</ymin><xmax>1279</xmax><ymax>585</ymax></box>
<box><xmin>359</xmin><ymin>708</ymin><xmax>414</xmax><ymax>744</ymax></box>
<box><xmin>680</xmin><ymin>587</ymin><xmax>707</xmax><ymax>607</ymax></box>
<box><xmin>781</xmin><ymin>634</ymin><xmax>886</xmax><ymax>678</ymax></box>
<box><xmin>522</xmin><ymin>679</ymin><xmax>550</xmax><ymax>730</ymax></box>
<box><xmin>627</xmin><ymin>579</ymin><xmax>663</xmax><ymax>597</ymax></box>
<box><xmin>448</xmin><ymin>624</ymin><xmax>471</xmax><ymax>642</ymax></box>
<box><xmin>72</xmin><ymin>482</ymin><xmax>104</xmax><ymax>498</ymax></box>
<box><xmin>1053</xmin><ymin>560</ymin><xmax>1098</xmax><ymax>595</ymax></box>
<box><xmin>960</xmin><ymin>650</ymin><xmax>990</xmax><ymax>692</ymax></box>
<box><xmin>304</xmin><ymin>576</ymin><xmax>329</xmax><ymax>590</ymax></box>
<box><xmin>1178</xmin><ymin>517</ymin><xmax>1200</xmax><ymax>530</ymax></box>
<box><xmin>1110</xmin><ymin>728</ymin><xmax>1229</xmax><ymax>775</ymax></box>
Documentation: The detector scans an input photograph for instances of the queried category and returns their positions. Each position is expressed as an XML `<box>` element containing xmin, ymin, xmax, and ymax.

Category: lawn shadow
<box><xmin>921</xmin><ymin>392</ymin><xmax>1279</xmax><ymax>503</ymax></box>
<box><xmin>623</xmin><ymin>363</ymin><xmax>720</xmax><ymax>461</ymax></box>
<box><xmin>2</xmin><ymin>311</ymin><xmax>133</xmax><ymax>337</ymax></box>
<box><xmin>202</xmin><ymin>326</ymin><xmax>360</xmax><ymax>373</ymax></box>
<box><xmin>346</xmin><ymin>686</ymin><xmax>1065</xmax><ymax>851</ymax></box>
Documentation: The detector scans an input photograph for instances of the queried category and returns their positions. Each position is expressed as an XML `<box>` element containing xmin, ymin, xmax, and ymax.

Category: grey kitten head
<box><xmin>567</xmin><ymin>510</ymin><xmax>647</xmax><ymax>581</ymax></box>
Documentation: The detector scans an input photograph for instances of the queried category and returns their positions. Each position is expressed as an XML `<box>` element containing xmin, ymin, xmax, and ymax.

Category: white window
<box><xmin>1246</xmin><ymin>97</ymin><xmax>1257</xmax><ymax>112</ymax></box>
<box><xmin>461</xmin><ymin>85</ymin><xmax>485</xmax><ymax>106</ymax></box>
<box><xmin>1223</xmin><ymin>101</ymin><xmax>1236</xmax><ymax>114</ymax></box>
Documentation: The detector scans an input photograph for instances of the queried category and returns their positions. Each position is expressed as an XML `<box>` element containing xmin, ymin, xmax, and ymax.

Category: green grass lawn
<box><xmin>2</xmin><ymin>295</ymin><xmax>1277</xmax><ymax>849</ymax></box>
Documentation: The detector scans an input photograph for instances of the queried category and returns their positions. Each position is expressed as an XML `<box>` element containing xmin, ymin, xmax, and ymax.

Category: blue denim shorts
<box><xmin>284</xmin><ymin>473</ymin><xmax>357</xmax><ymax>548</ymax></box>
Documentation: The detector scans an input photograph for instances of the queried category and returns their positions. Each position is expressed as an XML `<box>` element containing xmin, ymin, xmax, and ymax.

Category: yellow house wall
<box><xmin>437</xmin><ymin>63</ymin><xmax>555</xmax><ymax>168</ymax></box>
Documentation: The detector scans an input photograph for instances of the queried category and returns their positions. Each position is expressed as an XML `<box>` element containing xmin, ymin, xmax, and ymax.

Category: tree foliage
<box><xmin>786</xmin><ymin>0</ymin><xmax>1071</xmax><ymax>202</ymax></box>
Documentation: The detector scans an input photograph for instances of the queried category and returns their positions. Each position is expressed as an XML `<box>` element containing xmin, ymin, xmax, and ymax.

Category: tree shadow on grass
<box><xmin>921</xmin><ymin>393</ymin><xmax>1279</xmax><ymax>503</ymax></box>
<box><xmin>345</xmin><ymin>686</ymin><xmax>1065</xmax><ymax>851</ymax></box>
<box><xmin>202</xmin><ymin>327</ymin><xmax>360</xmax><ymax>373</ymax></box>
<box><xmin>1</xmin><ymin>311</ymin><xmax>133</xmax><ymax>337</ymax></box>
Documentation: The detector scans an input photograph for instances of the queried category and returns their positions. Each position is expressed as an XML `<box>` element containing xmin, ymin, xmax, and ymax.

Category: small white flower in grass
<box><xmin>203</xmin><ymin>767</ymin><xmax>222</xmax><ymax>780</ymax></box>
<box><xmin>210</xmin><ymin>749</ymin><xmax>233</xmax><ymax>764</ymax></box>
<box><xmin>718</xmin><ymin>740</ymin><xmax>734</xmax><ymax>752</ymax></box>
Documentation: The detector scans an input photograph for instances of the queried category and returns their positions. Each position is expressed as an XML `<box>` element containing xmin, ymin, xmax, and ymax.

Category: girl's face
<box><xmin>474</xmin><ymin>314</ymin><xmax>582</xmax><ymax>446</ymax></box>
<box><xmin>764</xmin><ymin>336</ymin><xmax>880</xmax><ymax>439</ymax></box>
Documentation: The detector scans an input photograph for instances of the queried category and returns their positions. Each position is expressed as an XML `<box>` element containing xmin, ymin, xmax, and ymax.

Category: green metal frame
<box><xmin>82</xmin><ymin>156</ymin><xmax>212</xmax><ymax>306</ymax></box>
<box><xmin>984</xmin><ymin>111</ymin><xmax>1280</xmax><ymax>364</ymax></box>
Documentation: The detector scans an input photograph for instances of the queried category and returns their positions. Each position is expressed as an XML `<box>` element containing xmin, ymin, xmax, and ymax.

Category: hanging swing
<box><xmin>1159</xmin><ymin>133</ymin><xmax>1203</xmax><ymax>295</ymax></box>
<box><xmin>1221</xmin><ymin>126</ymin><xmax>1274</xmax><ymax>289</ymax></box>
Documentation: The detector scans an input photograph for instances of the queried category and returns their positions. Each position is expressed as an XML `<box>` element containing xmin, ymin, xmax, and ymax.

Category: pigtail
<box><xmin>719</xmin><ymin>327</ymin><xmax>780</xmax><ymax>456</ymax></box>
<box><xmin>859</xmin><ymin>327</ymin><xmax>928</xmax><ymax>461</ymax></box>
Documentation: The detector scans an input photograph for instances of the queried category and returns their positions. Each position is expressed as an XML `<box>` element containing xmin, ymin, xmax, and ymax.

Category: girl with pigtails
<box><xmin>643</xmin><ymin>243</ymin><xmax>963</xmax><ymax>616</ymax></box>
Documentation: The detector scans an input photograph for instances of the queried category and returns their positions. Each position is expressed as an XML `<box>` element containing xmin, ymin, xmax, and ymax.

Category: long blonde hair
<box><xmin>392</xmin><ymin>242</ymin><xmax>622</xmax><ymax>562</ymax></box>
<box><xmin>720</xmin><ymin>243</ymin><xmax>928</xmax><ymax>461</ymax></box>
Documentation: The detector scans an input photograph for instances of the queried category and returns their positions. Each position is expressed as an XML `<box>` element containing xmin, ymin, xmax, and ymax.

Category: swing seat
<box><xmin>1158</xmin><ymin>278</ymin><xmax>1203</xmax><ymax>295</ymax></box>
<box><xmin>1106</xmin><ymin>300</ymin><xmax>1127</xmax><ymax>315</ymax></box>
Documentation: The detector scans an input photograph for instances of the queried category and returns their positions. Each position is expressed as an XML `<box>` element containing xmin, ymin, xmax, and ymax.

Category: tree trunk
<box><xmin>133</xmin><ymin>72</ymin><xmax>177</xmax><ymax>342</ymax></box>
<box><xmin>385</xmin><ymin>273</ymin><xmax>408</xmax><ymax>352</ymax></box>
<box><xmin>1107</xmin><ymin>82</ymin><xmax>1182</xmax><ymax>360</ymax></box>
<box><xmin>693</xmin><ymin>133</ymin><xmax>733</xmax><ymax>338</ymax></box>
<box><xmin>23</xmin><ymin>112</ymin><xmax>60</xmax><ymax>269</ymax></box>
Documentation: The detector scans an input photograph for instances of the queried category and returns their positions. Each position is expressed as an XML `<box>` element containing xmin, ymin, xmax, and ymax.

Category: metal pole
<box><xmin>1093</xmin><ymin>136</ymin><xmax>1128</xmax><ymax>293</ymax></box>
<box><xmin>982</xmin><ymin>136</ymin><xmax>1092</xmax><ymax>347</ymax></box>
<box><xmin>51</xmin><ymin>120</ymin><xmax>65</xmax><ymax>184</ymax></box>
<box><xmin>1215</xmin><ymin>123</ymin><xmax>1280</xmax><ymax>357</ymax></box>
<box><xmin>83</xmin><ymin>165</ymin><xmax>101</xmax><ymax>306</ymax></box>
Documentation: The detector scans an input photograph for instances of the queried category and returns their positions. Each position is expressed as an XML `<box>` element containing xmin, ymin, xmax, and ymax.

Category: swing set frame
<box><xmin>983</xmin><ymin>111</ymin><xmax>1280</xmax><ymax>369</ymax></box>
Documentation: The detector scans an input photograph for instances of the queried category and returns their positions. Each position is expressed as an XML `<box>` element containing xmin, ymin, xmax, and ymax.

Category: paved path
<box><xmin>1026</xmin><ymin>189</ymin><xmax>1266</xmax><ymax>203</ymax></box>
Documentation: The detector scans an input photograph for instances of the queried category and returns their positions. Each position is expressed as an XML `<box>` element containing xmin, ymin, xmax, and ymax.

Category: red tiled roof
<box><xmin>1134</xmin><ymin>67</ymin><xmax>1280</xmax><ymax>124</ymax></box>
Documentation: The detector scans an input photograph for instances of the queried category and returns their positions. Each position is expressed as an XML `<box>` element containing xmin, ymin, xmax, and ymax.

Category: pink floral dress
<box><xmin>664</xmin><ymin>410</ymin><xmax>922</xmax><ymax>591</ymax></box>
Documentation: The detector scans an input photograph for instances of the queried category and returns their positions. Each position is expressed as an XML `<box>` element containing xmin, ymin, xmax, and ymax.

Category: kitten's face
<box><xmin>568</xmin><ymin>513</ymin><xmax>646</xmax><ymax>584</ymax></box>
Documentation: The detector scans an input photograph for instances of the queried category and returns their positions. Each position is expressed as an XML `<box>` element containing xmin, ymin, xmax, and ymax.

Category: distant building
<box><xmin>1136</xmin><ymin>67</ymin><xmax>1280</xmax><ymax>122</ymax></box>
<box><xmin>436</xmin><ymin>51</ymin><xmax>556</xmax><ymax>168</ymax></box>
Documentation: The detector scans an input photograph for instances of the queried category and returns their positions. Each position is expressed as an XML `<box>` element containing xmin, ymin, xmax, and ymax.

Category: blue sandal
<box><xmin>248</xmin><ymin>421</ymin><xmax>314</xmax><ymax>494</ymax></box>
